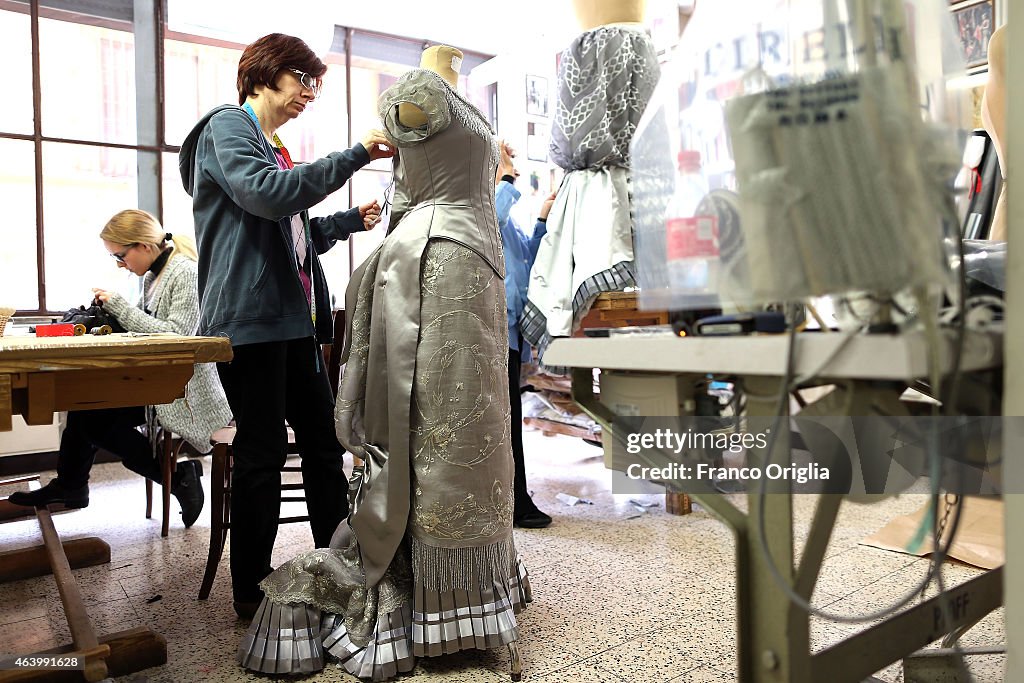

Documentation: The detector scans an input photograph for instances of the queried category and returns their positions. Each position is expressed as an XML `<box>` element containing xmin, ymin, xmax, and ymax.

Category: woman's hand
<box><xmin>360</xmin><ymin>130</ymin><xmax>394</xmax><ymax>160</ymax></box>
<box><xmin>496</xmin><ymin>140</ymin><xmax>518</xmax><ymax>182</ymax></box>
<box><xmin>91</xmin><ymin>288</ymin><xmax>113</xmax><ymax>304</ymax></box>
<box><xmin>359</xmin><ymin>200</ymin><xmax>382</xmax><ymax>230</ymax></box>
<box><xmin>539</xmin><ymin>191</ymin><xmax>557</xmax><ymax>220</ymax></box>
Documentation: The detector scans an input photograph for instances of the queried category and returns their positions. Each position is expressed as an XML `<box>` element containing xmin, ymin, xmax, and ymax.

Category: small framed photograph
<box><xmin>526</xmin><ymin>75</ymin><xmax>548</xmax><ymax>117</ymax></box>
<box><xmin>951</xmin><ymin>0</ymin><xmax>996</xmax><ymax>69</ymax></box>
<box><xmin>527</xmin><ymin>121</ymin><xmax>550</xmax><ymax>162</ymax></box>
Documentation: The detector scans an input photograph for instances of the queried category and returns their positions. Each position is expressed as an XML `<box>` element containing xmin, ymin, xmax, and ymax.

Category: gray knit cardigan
<box><xmin>104</xmin><ymin>254</ymin><xmax>232</xmax><ymax>453</ymax></box>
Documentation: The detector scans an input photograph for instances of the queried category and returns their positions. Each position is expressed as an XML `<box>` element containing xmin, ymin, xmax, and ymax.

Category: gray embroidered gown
<box><xmin>237</xmin><ymin>69</ymin><xmax>531</xmax><ymax>681</ymax></box>
<box><xmin>520</xmin><ymin>25</ymin><xmax>659</xmax><ymax>368</ymax></box>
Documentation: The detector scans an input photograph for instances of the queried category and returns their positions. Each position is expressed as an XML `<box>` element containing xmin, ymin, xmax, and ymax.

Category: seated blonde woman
<box><xmin>9</xmin><ymin>209</ymin><xmax>232</xmax><ymax>528</ymax></box>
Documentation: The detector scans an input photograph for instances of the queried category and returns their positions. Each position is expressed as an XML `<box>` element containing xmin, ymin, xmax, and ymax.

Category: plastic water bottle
<box><xmin>665</xmin><ymin>151</ymin><xmax>719</xmax><ymax>295</ymax></box>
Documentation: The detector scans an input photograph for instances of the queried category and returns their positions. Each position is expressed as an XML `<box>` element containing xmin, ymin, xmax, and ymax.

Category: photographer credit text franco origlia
<box><xmin>625</xmin><ymin>462</ymin><xmax>831</xmax><ymax>485</ymax></box>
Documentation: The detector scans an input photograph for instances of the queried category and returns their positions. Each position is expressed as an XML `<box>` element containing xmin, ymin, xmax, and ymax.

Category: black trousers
<box><xmin>217</xmin><ymin>337</ymin><xmax>348</xmax><ymax>603</ymax></box>
<box><xmin>57</xmin><ymin>406</ymin><xmax>161</xmax><ymax>488</ymax></box>
<box><xmin>508</xmin><ymin>348</ymin><xmax>531</xmax><ymax>513</ymax></box>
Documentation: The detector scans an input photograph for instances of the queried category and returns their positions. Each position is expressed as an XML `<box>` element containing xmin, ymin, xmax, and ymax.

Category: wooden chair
<box><xmin>197</xmin><ymin>427</ymin><xmax>306</xmax><ymax>600</ymax></box>
<box><xmin>144</xmin><ymin>429</ymin><xmax>191</xmax><ymax>538</ymax></box>
<box><xmin>197</xmin><ymin>309</ymin><xmax>346</xmax><ymax>600</ymax></box>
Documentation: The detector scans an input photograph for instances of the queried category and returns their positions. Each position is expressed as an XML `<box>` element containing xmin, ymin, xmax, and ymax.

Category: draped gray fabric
<box><xmin>240</xmin><ymin>69</ymin><xmax>530</xmax><ymax>681</ymax></box>
<box><xmin>523</xmin><ymin>26</ymin><xmax>660</xmax><ymax>370</ymax></box>
<box><xmin>549</xmin><ymin>25</ymin><xmax>660</xmax><ymax>171</ymax></box>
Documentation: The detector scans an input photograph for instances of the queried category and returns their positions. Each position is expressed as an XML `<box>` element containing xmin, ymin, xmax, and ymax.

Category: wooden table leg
<box><xmin>25</xmin><ymin>374</ymin><xmax>56</xmax><ymax>426</ymax></box>
<box><xmin>0</xmin><ymin>538</ymin><xmax>110</xmax><ymax>583</ymax></box>
<box><xmin>666</xmin><ymin>491</ymin><xmax>692</xmax><ymax>515</ymax></box>
<box><xmin>36</xmin><ymin>506</ymin><xmax>108</xmax><ymax>681</ymax></box>
<box><xmin>0</xmin><ymin>375</ymin><xmax>11</xmax><ymax>432</ymax></box>
<box><xmin>0</xmin><ymin>627</ymin><xmax>167</xmax><ymax>682</ymax></box>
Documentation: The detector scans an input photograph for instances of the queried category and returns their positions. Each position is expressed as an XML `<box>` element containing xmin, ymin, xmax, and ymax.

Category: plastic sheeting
<box><xmin>632</xmin><ymin>0</ymin><xmax>969</xmax><ymax>311</ymax></box>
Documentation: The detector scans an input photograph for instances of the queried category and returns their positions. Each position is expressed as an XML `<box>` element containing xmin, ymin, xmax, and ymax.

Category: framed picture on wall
<box><xmin>951</xmin><ymin>0</ymin><xmax>996</xmax><ymax>70</ymax></box>
<box><xmin>527</xmin><ymin>121</ymin><xmax>550</xmax><ymax>162</ymax></box>
<box><xmin>526</xmin><ymin>75</ymin><xmax>548</xmax><ymax>117</ymax></box>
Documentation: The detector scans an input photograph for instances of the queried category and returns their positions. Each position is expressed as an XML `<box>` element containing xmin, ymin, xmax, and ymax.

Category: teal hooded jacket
<box><xmin>179</xmin><ymin>104</ymin><xmax>370</xmax><ymax>347</ymax></box>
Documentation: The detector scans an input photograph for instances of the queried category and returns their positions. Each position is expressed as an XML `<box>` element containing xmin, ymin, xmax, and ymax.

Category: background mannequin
<box><xmin>521</xmin><ymin>0</ymin><xmax>659</xmax><ymax>368</ymax></box>
<box><xmin>981</xmin><ymin>25</ymin><xmax>1006</xmax><ymax>241</ymax></box>
<box><xmin>397</xmin><ymin>45</ymin><xmax>462</xmax><ymax>128</ymax></box>
<box><xmin>572</xmin><ymin>0</ymin><xmax>645</xmax><ymax>30</ymax></box>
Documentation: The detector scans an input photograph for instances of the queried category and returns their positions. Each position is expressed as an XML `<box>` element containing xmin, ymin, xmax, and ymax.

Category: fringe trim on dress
<box><xmin>410</xmin><ymin>535</ymin><xmax>517</xmax><ymax>592</ymax></box>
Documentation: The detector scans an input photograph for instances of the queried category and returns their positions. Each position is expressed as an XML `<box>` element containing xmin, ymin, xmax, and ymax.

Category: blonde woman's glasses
<box><xmin>110</xmin><ymin>244</ymin><xmax>137</xmax><ymax>264</ymax></box>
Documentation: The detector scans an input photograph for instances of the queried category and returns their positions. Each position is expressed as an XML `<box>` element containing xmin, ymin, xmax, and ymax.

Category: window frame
<box><xmin>4</xmin><ymin>0</ymin><xmax>492</xmax><ymax>315</ymax></box>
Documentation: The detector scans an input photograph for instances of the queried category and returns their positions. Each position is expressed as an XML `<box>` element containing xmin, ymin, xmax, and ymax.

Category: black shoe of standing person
<box><xmin>8</xmin><ymin>480</ymin><xmax>89</xmax><ymax>509</ymax></box>
<box><xmin>233</xmin><ymin>587</ymin><xmax>265</xmax><ymax>621</ymax></box>
<box><xmin>233</xmin><ymin>599</ymin><xmax>261</xmax><ymax>621</ymax></box>
<box><xmin>171</xmin><ymin>459</ymin><xmax>204</xmax><ymax>528</ymax></box>
<box><xmin>514</xmin><ymin>498</ymin><xmax>552</xmax><ymax>529</ymax></box>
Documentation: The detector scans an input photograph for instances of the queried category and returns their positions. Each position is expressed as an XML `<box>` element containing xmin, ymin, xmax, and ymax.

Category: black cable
<box><xmin>931</xmin><ymin>204</ymin><xmax>974</xmax><ymax>680</ymax></box>
<box><xmin>940</xmin><ymin>204</ymin><xmax>968</xmax><ymax>415</ymax></box>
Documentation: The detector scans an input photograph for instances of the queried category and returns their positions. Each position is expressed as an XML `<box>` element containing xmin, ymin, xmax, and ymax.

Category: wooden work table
<box><xmin>0</xmin><ymin>333</ymin><xmax>232</xmax><ymax>432</ymax></box>
<box><xmin>0</xmin><ymin>332</ymin><xmax>232</xmax><ymax>682</ymax></box>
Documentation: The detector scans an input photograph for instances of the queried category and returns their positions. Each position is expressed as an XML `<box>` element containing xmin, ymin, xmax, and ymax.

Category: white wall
<box><xmin>0</xmin><ymin>415</ymin><xmax>61</xmax><ymax>458</ymax></box>
<box><xmin>471</xmin><ymin>48</ymin><xmax>560</xmax><ymax>229</ymax></box>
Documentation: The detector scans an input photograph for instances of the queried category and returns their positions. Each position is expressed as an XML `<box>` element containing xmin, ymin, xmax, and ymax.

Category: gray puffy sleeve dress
<box><xmin>237</xmin><ymin>69</ymin><xmax>531</xmax><ymax>681</ymax></box>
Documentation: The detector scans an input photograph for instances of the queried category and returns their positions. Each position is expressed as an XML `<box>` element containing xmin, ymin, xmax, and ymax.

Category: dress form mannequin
<box><xmin>397</xmin><ymin>45</ymin><xmax>462</xmax><ymax>128</ymax></box>
<box><xmin>240</xmin><ymin>55</ymin><xmax>529</xmax><ymax>681</ymax></box>
<box><xmin>572</xmin><ymin>0</ymin><xmax>645</xmax><ymax>30</ymax></box>
<box><xmin>981</xmin><ymin>26</ymin><xmax>1007</xmax><ymax>241</ymax></box>
<box><xmin>520</xmin><ymin>0</ymin><xmax>659</xmax><ymax>368</ymax></box>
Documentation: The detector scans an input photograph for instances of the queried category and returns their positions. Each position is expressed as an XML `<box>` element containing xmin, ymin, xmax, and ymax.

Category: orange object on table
<box><xmin>35</xmin><ymin>323</ymin><xmax>77</xmax><ymax>337</ymax></box>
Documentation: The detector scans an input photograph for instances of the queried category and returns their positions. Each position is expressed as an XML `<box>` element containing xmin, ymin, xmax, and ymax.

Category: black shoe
<box><xmin>233</xmin><ymin>599</ymin><xmax>261</xmax><ymax>621</ymax></box>
<box><xmin>171</xmin><ymin>460</ymin><xmax>204</xmax><ymax>528</ymax></box>
<box><xmin>512</xmin><ymin>507</ymin><xmax>552</xmax><ymax>528</ymax></box>
<box><xmin>8</xmin><ymin>480</ymin><xmax>89</xmax><ymax>509</ymax></box>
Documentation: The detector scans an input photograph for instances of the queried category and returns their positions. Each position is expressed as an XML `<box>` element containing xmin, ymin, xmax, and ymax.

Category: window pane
<box><xmin>282</xmin><ymin>60</ymin><xmax>348</xmax><ymax>163</ymax></box>
<box><xmin>43</xmin><ymin>143</ymin><xmax>138</xmax><ymax>310</ymax></box>
<box><xmin>349</xmin><ymin>170</ymin><xmax>392</xmax><ymax>271</ymax></box>
<box><xmin>0</xmin><ymin>139</ymin><xmax>38</xmax><ymax>310</ymax></box>
<box><xmin>161</xmin><ymin>151</ymin><xmax>195</xmax><ymax>244</ymax></box>
<box><xmin>163</xmin><ymin>38</ymin><xmax>241</xmax><ymax>146</ymax></box>
<box><xmin>40</xmin><ymin>18</ymin><xmax>136</xmax><ymax>144</ymax></box>
<box><xmin>0</xmin><ymin>9</ymin><xmax>32</xmax><ymax>135</ymax></box>
<box><xmin>351</xmin><ymin>57</ymin><xmax>410</xmax><ymax>172</ymax></box>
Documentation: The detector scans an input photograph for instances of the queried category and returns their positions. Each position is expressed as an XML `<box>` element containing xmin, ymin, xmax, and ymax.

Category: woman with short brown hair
<box><xmin>235</xmin><ymin>32</ymin><xmax>327</xmax><ymax>105</ymax></box>
<box><xmin>179</xmin><ymin>32</ymin><xmax>393</xmax><ymax>619</ymax></box>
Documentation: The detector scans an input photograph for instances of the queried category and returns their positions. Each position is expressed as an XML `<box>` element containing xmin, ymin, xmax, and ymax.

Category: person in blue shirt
<box><xmin>496</xmin><ymin>141</ymin><xmax>555</xmax><ymax>528</ymax></box>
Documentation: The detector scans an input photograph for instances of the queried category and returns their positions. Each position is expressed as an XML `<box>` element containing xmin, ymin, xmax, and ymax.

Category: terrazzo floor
<box><xmin>0</xmin><ymin>430</ymin><xmax>1006</xmax><ymax>682</ymax></box>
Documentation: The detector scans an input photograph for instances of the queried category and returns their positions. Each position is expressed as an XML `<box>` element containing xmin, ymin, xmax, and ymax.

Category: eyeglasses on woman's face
<box><xmin>288</xmin><ymin>68</ymin><xmax>322</xmax><ymax>99</ymax></box>
<box><xmin>110</xmin><ymin>244</ymin><xmax>137</xmax><ymax>264</ymax></box>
